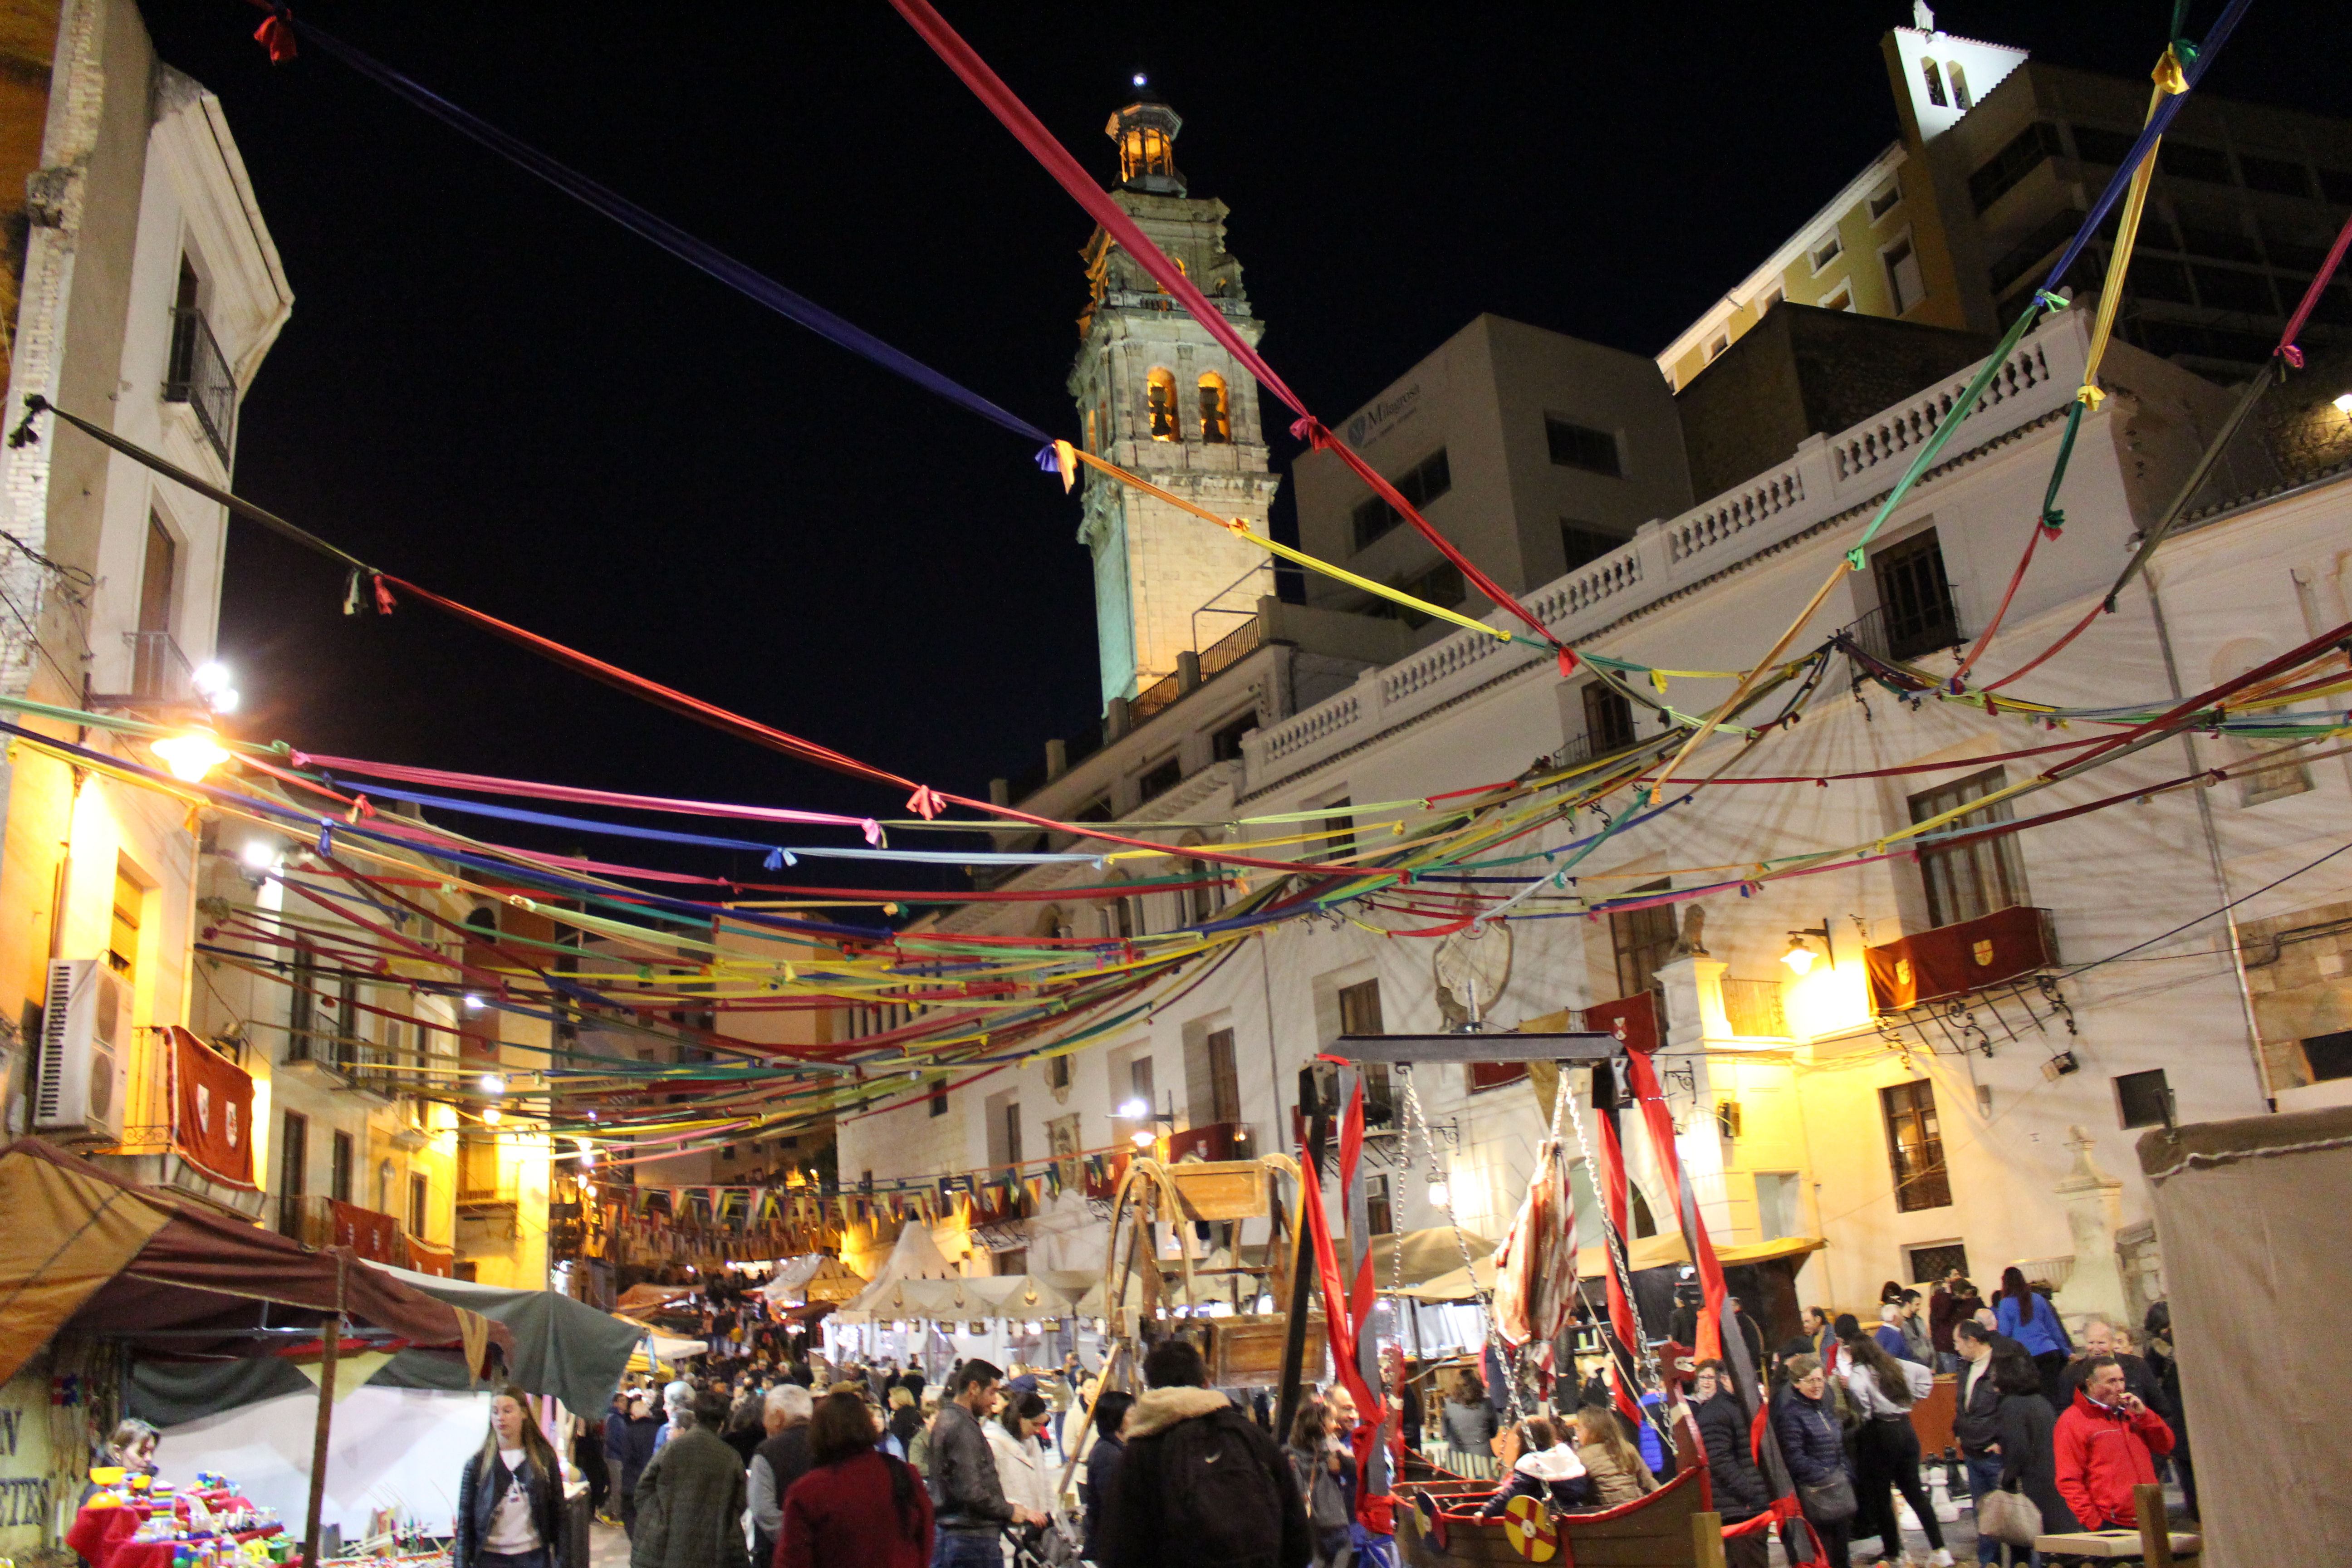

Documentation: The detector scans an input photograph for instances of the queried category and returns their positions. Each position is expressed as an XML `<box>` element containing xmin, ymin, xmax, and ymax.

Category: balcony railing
<box><xmin>280</xmin><ymin>1194</ymin><xmax>402</xmax><ymax>1261</ymax></box>
<box><xmin>164</xmin><ymin>306</ymin><xmax>236</xmax><ymax>462</ymax></box>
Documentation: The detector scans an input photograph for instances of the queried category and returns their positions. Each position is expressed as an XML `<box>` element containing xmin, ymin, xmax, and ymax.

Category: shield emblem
<box><xmin>226</xmin><ymin>1103</ymin><xmax>240</xmax><ymax>1147</ymax></box>
<box><xmin>1895</xmin><ymin>959</ymin><xmax>1913</xmax><ymax>986</ymax></box>
<box><xmin>195</xmin><ymin>1085</ymin><xmax>212</xmax><ymax>1132</ymax></box>
<box><xmin>1973</xmin><ymin>940</ymin><xmax>1995</xmax><ymax>966</ymax></box>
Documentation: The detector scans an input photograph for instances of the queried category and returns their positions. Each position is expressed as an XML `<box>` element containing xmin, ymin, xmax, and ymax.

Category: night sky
<box><xmin>132</xmin><ymin>2</ymin><xmax>2332</xmax><ymax>889</ymax></box>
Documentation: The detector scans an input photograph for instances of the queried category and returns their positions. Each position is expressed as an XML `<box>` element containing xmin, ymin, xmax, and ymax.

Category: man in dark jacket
<box><xmin>604</xmin><ymin>1392</ymin><xmax>664</xmax><ymax>1537</ymax></box>
<box><xmin>1106</xmin><ymin>1339</ymin><xmax>1310</xmax><ymax>1568</ymax></box>
<box><xmin>1081</xmin><ymin>1389</ymin><xmax>1134</xmax><ymax>1562</ymax></box>
<box><xmin>1952</xmin><ymin>1319</ymin><xmax>2014</xmax><ymax>1564</ymax></box>
<box><xmin>1690</xmin><ymin>1361</ymin><xmax>1771</xmax><ymax>1568</ymax></box>
<box><xmin>630</xmin><ymin>1392</ymin><xmax>749</xmax><ymax>1568</ymax></box>
<box><xmin>927</xmin><ymin>1358</ymin><xmax>1041</xmax><ymax>1568</ymax></box>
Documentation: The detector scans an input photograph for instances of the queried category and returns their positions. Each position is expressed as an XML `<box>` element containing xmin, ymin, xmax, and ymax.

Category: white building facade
<box><xmin>841</xmin><ymin>303</ymin><xmax>2349</xmax><ymax>1333</ymax></box>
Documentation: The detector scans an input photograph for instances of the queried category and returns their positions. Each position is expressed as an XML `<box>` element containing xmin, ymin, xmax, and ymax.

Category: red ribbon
<box><xmin>250</xmin><ymin>4</ymin><xmax>297</xmax><ymax>64</ymax></box>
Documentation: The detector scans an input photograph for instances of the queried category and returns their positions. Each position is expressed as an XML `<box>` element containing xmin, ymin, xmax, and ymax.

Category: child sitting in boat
<box><xmin>1476</xmin><ymin>1416</ymin><xmax>1592</xmax><ymax>1518</ymax></box>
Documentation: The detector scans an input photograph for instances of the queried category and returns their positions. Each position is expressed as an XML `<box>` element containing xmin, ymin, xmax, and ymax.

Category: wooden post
<box><xmin>302</xmin><ymin>1255</ymin><xmax>344</xmax><ymax>1566</ymax></box>
<box><xmin>1690</xmin><ymin>1511</ymin><xmax>1728</xmax><ymax>1568</ymax></box>
<box><xmin>2135</xmin><ymin>1481</ymin><xmax>2176</xmax><ymax>1568</ymax></box>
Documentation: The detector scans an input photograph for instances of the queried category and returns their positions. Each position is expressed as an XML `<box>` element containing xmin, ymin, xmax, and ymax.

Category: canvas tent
<box><xmin>0</xmin><ymin>1138</ymin><xmax>510</xmax><ymax>1382</ymax></box>
<box><xmin>762</xmin><ymin>1252</ymin><xmax>866</xmax><ymax>1306</ymax></box>
<box><xmin>2137</xmin><ymin>1103</ymin><xmax>2352</xmax><ymax>1568</ymax></box>
<box><xmin>836</xmin><ymin>1223</ymin><xmax>961</xmax><ymax>1322</ymax></box>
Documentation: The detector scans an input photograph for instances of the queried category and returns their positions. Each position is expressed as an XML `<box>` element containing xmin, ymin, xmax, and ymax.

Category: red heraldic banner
<box><xmin>329</xmin><ymin>1200</ymin><xmax>398</xmax><ymax>1262</ymax></box>
<box><xmin>172</xmin><ymin>1026</ymin><xmax>256</xmax><ymax>1188</ymax></box>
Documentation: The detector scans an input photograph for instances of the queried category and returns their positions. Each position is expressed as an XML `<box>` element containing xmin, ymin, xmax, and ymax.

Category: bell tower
<box><xmin>1069</xmin><ymin>85</ymin><xmax>1280</xmax><ymax>711</ymax></box>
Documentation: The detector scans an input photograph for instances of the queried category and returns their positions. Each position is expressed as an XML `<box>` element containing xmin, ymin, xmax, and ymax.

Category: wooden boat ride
<box><xmin>1393</xmin><ymin>1465</ymin><xmax>1710</xmax><ymax>1568</ymax></box>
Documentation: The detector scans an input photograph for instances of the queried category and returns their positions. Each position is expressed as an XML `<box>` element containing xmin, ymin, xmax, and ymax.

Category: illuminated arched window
<box><xmin>1947</xmin><ymin>62</ymin><xmax>1971</xmax><ymax>110</ymax></box>
<box><xmin>1146</xmin><ymin>368</ymin><xmax>1179</xmax><ymax>441</ymax></box>
<box><xmin>1197</xmin><ymin>373</ymin><xmax>1230</xmax><ymax>443</ymax></box>
<box><xmin>1920</xmin><ymin>58</ymin><xmax>1946</xmax><ymax>108</ymax></box>
<box><xmin>1120</xmin><ymin>123</ymin><xmax>1175</xmax><ymax>184</ymax></box>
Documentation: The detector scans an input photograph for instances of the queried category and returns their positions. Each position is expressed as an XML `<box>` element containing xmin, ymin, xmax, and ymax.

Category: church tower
<box><xmin>1069</xmin><ymin>88</ymin><xmax>1280</xmax><ymax>711</ymax></box>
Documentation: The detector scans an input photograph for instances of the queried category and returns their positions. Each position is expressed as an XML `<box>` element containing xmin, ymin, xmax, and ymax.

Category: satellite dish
<box><xmin>1434</xmin><ymin>922</ymin><xmax>1514</xmax><ymax>1026</ymax></box>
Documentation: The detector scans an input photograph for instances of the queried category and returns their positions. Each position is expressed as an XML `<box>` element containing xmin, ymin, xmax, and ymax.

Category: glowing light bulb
<box><xmin>1132</xmin><ymin>72</ymin><xmax>1147</xmax><ymax>87</ymax></box>
<box><xmin>1782</xmin><ymin>938</ymin><xmax>1816</xmax><ymax>975</ymax></box>
<box><xmin>210</xmin><ymin>687</ymin><xmax>240</xmax><ymax>714</ymax></box>
<box><xmin>152</xmin><ymin>729</ymin><xmax>230</xmax><ymax>783</ymax></box>
<box><xmin>1426</xmin><ymin>1178</ymin><xmax>1450</xmax><ymax>1208</ymax></box>
<box><xmin>191</xmin><ymin>662</ymin><xmax>230</xmax><ymax>695</ymax></box>
<box><xmin>240</xmin><ymin>839</ymin><xmax>277</xmax><ymax>872</ymax></box>
<box><xmin>1130</xmin><ymin>1129</ymin><xmax>1153</xmax><ymax>1150</ymax></box>
<box><xmin>480</xmin><ymin>1073</ymin><xmax>506</xmax><ymax>1095</ymax></box>
<box><xmin>1117</xmin><ymin>1098</ymin><xmax>1149</xmax><ymax>1120</ymax></box>
<box><xmin>2334</xmin><ymin>392</ymin><xmax>2352</xmax><ymax>414</ymax></box>
<box><xmin>464</xmin><ymin>994</ymin><xmax>486</xmax><ymax>1012</ymax></box>
<box><xmin>482</xmin><ymin>1106</ymin><xmax>503</xmax><ymax>1126</ymax></box>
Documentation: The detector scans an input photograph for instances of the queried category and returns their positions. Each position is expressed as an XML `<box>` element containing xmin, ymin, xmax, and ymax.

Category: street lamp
<box><xmin>1782</xmin><ymin>918</ymin><xmax>1836</xmax><ymax>975</ymax></box>
<box><xmin>1426</xmin><ymin>1174</ymin><xmax>1451</xmax><ymax>1208</ymax></box>
<box><xmin>152</xmin><ymin>728</ymin><xmax>230</xmax><ymax>783</ymax></box>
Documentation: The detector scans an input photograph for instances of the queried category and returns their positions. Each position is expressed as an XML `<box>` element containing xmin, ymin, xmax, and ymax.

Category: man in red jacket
<box><xmin>2054</xmin><ymin>1357</ymin><xmax>2176</xmax><ymax>1529</ymax></box>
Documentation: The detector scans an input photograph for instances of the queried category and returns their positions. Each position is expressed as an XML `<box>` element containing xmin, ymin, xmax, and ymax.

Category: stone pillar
<box><xmin>2054</xmin><ymin>1124</ymin><xmax>2130</xmax><ymax>1326</ymax></box>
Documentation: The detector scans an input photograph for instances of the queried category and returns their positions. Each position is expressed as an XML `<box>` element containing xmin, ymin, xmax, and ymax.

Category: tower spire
<box><xmin>1107</xmin><ymin>81</ymin><xmax>1186</xmax><ymax>196</ymax></box>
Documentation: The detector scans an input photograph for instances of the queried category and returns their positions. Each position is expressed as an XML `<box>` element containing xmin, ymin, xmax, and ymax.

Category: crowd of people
<box><xmin>437</xmin><ymin>1264</ymin><xmax>2189</xmax><ymax>1568</ymax></box>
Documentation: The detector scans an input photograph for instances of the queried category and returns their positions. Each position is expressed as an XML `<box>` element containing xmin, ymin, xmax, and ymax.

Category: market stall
<box><xmin>0</xmin><ymin>1139</ymin><xmax>512</xmax><ymax>1567</ymax></box>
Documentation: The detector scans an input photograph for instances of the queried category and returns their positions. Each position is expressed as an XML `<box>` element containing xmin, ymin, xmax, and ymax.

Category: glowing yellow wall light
<box><xmin>152</xmin><ymin>728</ymin><xmax>230</xmax><ymax>783</ymax></box>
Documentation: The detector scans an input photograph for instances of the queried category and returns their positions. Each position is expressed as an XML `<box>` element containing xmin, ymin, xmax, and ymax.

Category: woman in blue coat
<box><xmin>1772</xmin><ymin>1355</ymin><xmax>1853</xmax><ymax>1568</ymax></box>
<box><xmin>1994</xmin><ymin>1267</ymin><xmax>2073</xmax><ymax>1412</ymax></box>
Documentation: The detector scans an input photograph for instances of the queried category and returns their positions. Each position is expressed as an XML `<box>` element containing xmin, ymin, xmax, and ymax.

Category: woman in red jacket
<box><xmin>776</xmin><ymin>1389</ymin><xmax>934</xmax><ymax>1568</ymax></box>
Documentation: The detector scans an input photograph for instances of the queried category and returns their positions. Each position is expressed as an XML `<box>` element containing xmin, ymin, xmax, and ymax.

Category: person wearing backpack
<box><xmin>1105</xmin><ymin>1338</ymin><xmax>1311</xmax><ymax>1568</ymax></box>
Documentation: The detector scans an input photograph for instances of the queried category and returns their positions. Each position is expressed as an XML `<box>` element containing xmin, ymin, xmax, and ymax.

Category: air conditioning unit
<box><xmin>34</xmin><ymin>958</ymin><xmax>132</xmax><ymax>1143</ymax></box>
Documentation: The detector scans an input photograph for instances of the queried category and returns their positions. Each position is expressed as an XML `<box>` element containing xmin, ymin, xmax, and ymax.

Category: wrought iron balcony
<box><xmin>164</xmin><ymin>306</ymin><xmax>237</xmax><ymax>462</ymax></box>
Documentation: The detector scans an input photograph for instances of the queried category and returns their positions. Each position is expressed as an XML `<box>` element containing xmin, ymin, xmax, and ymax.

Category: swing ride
<box><xmin>1316</xmin><ymin>1020</ymin><xmax>1811</xmax><ymax>1567</ymax></box>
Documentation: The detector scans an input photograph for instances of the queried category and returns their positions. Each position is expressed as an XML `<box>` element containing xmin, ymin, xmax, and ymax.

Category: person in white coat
<box><xmin>985</xmin><ymin>1388</ymin><xmax>1058</xmax><ymax>1564</ymax></box>
<box><xmin>1839</xmin><ymin>1327</ymin><xmax>1954</xmax><ymax>1568</ymax></box>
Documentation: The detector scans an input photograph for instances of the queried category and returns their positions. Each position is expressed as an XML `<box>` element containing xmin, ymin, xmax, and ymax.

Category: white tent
<box><xmin>835</xmin><ymin>1223</ymin><xmax>962</xmax><ymax>1322</ymax></box>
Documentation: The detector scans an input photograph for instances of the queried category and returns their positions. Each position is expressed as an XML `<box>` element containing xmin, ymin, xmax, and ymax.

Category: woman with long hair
<box><xmin>1994</xmin><ymin>1266</ymin><xmax>2074</xmax><ymax>1412</ymax></box>
<box><xmin>1571</xmin><ymin>1404</ymin><xmax>1656</xmax><ymax>1508</ymax></box>
<box><xmin>453</xmin><ymin>1386</ymin><xmax>565</xmax><ymax>1568</ymax></box>
<box><xmin>1992</xmin><ymin>1344</ymin><xmax>2081</xmax><ymax>1562</ymax></box>
<box><xmin>1837</xmin><ymin>1327</ymin><xmax>1951</xmax><ymax>1566</ymax></box>
<box><xmin>1441</xmin><ymin>1366</ymin><xmax>1499</xmax><ymax>1472</ymax></box>
<box><xmin>1286</xmin><ymin>1398</ymin><xmax>1352</xmax><ymax>1568</ymax></box>
<box><xmin>777</xmin><ymin>1388</ymin><xmax>934</xmax><ymax>1568</ymax></box>
<box><xmin>985</xmin><ymin>1388</ymin><xmax>1057</xmax><ymax>1555</ymax></box>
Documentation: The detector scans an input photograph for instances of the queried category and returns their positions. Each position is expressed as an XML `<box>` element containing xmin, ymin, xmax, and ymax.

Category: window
<box><xmin>1809</xmin><ymin>233</ymin><xmax>1844</xmax><ymax>273</ymax></box>
<box><xmin>1314</xmin><ymin>796</ymin><xmax>1355</xmax><ymax>864</ymax></box>
<box><xmin>2158</xmin><ymin>142</ymin><xmax>2234</xmax><ymax>185</ymax></box>
<box><xmin>278</xmin><ymin>1110</ymin><xmax>308</xmax><ymax>1237</ymax></box>
<box><xmin>1820</xmin><ymin>287</ymin><xmax>1854</xmax><ymax>313</ymax></box>
<box><xmin>1210</xmin><ymin>710</ymin><xmax>1258</xmax><ymax>762</ymax></box>
<box><xmin>1205</xmin><ymin>1027</ymin><xmax>1241</xmax><ymax>1124</ymax></box>
<box><xmin>1755</xmin><ymin>1172</ymin><xmax>1802</xmax><ymax>1241</ymax></box>
<box><xmin>334</xmin><ymin>974</ymin><xmax>363</xmax><ymax>1077</ymax></box>
<box><xmin>1197</xmin><ymin>372</ymin><xmax>1230</xmax><ymax>443</ymax></box>
<box><xmin>287</xmin><ymin>939</ymin><xmax>319</xmax><ymax>1062</ymax></box>
<box><xmin>1003</xmin><ymin>1102</ymin><xmax>1024</xmax><ymax>1170</ymax></box>
<box><xmin>1545</xmin><ymin>417</ymin><xmax>1622</xmax><ymax>477</ymax></box>
<box><xmin>1073</xmin><ymin>796</ymin><xmax>1113</xmax><ymax>824</ymax></box>
<box><xmin>2069</xmin><ymin>124</ymin><xmax>2136</xmax><ymax>166</ymax></box>
<box><xmin>2299</xmin><ymin>1031</ymin><xmax>2352</xmax><ymax>1084</ymax></box>
<box><xmin>1380</xmin><ymin>560</ymin><xmax>1464</xmax><ymax>627</ymax></box>
<box><xmin>928</xmin><ymin>1088</ymin><xmax>948</xmax><ymax>1117</ymax></box>
<box><xmin>1336</xmin><ymin>980</ymin><xmax>1392</xmax><ymax>1125</ymax></box>
<box><xmin>1705</xmin><ymin>333</ymin><xmax>1729</xmax><ymax>362</ymax></box>
<box><xmin>1869</xmin><ymin>181</ymin><xmax>1904</xmax><ymax>221</ymax></box>
<box><xmin>1610</xmin><ymin>881</ymin><xmax>1676</xmax><ymax>1000</ymax></box>
<box><xmin>1884</xmin><ymin>235</ymin><xmax>1926</xmax><ymax>314</ymax></box>
<box><xmin>2238</xmin><ymin>153</ymin><xmax>2311</xmax><ymax>197</ymax></box>
<box><xmin>1365</xmin><ymin>1174</ymin><xmax>1394</xmax><ymax>1236</ymax></box>
<box><xmin>1561</xmin><ymin>521</ymin><xmax>1621</xmax><ymax>572</ymax></box>
<box><xmin>409</xmin><ymin>1172</ymin><xmax>429</xmax><ymax>1237</ymax></box>
<box><xmin>1907</xmin><ymin>1242</ymin><xmax>1970</xmax><ymax>1283</ymax></box>
<box><xmin>1882</xmin><ymin>1078</ymin><xmax>1951</xmax><ymax>1211</ymax></box>
<box><xmin>135</xmin><ymin>513</ymin><xmax>177</xmax><ymax>700</ymax></box>
<box><xmin>460</xmin><ymin>1130</ymin><xmax>500</xmax><ymax>1198</ymax></box>
<box><xmin>330</xmin><ymin>1130</ymin><xmax>353</xmax><ymax>1204</ymax></box>
<box><xmin>1350</xmin><ymin>448</ymin><xmax>1451</xmax><ymax>552</ymax></box>
<box><xmin>1948</xmin><ymin>61</ymin><xmax>1971</xmax><ymax>110</ymax></box>
<box><xmin>1872</xmin><ymin>527</ymin><xmax>1961</xmax><ymax>659</ymax></box>
<box><xmin>109</xmin><ymin>865</ymin><xmax>142</xmax><ymax>980</ymax></box>
<box><xmin>1146</xmin><ymin>368</ymin><xmax>1179</xmax><ymax>441</ymax></box>
<box><xmin>1582</xmin><ymin>680</ymin><xmax>1636</xmax><ymax>755</ymax></box>
<box><xmin>1970</xmin><ymin>122</ymin><xmax>2062</xmax><ymax>211</ymax></box>
<box><xmin>1137</xmin><ymin>755</ymin><xmax>1182</xmax><ymax>801</ymax></box>
<box><xmin>1909</xmin><ymin>767</ymin><xmax>2031</xmax><ymax>929</ymax></box>
<box><xmin>2115</xmin><ymin>1069</ymin><xmax>2173</xmax><ymax>1129</ymax></box>
<box><xmin>1919</xmin><ymin>58</ymin><xmax>1946</xmax><ymax>108</ymax></box>
<box><xmin>1047</xmin><ymin>1054</ymin><xmax>1071</xmax><ymax>1092</ymax></box>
